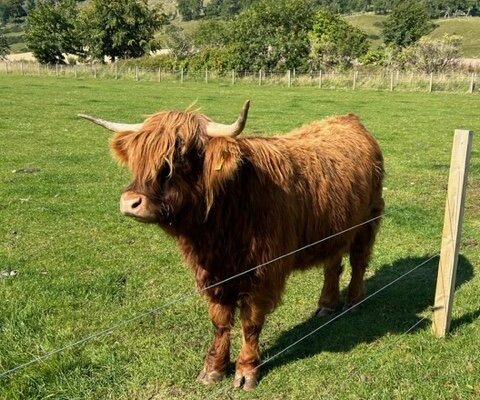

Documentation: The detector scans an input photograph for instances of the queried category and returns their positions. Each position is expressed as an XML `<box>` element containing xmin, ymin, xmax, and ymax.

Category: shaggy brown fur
<box><xmin>111</xmin><ymin>109</ymin><xmax>384</xmax><ymax>389</ymax></box>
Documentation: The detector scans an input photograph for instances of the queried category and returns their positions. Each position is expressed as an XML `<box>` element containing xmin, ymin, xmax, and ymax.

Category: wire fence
<box><xmin>1</xmin><ymin>61</ymin><xmax>478</xmax><ymax>94</ymax></box>
<box><xmin>0</xmin><ymin>210</ymin><xmax>445</xmax><ymax>389</ymax></box>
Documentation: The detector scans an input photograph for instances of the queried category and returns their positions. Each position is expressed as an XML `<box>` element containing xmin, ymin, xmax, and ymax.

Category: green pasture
<box><xmin>0</xmin><ymin>76</ymin><xmax>479</xmax><ymax>399</ymax></box>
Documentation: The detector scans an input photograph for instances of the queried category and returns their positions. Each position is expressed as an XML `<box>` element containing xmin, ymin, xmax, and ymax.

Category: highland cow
<box><xmin>79</xmin><ymin>101</ymin><xmax>384</xmax><ymax>390</ymax></box>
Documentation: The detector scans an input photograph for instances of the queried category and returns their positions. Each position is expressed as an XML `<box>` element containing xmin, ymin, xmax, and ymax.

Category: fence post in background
<box><xmin>180</xmin><ymin>68</ymin><xmax>184</xmax><ymax>83</ymax></box>
<box><xmin>259</xmin><ymin>69</ymin><xmax>262</xmax><ymax>86</ymax></box>
<box><xmin>318</xmin><ymin>70</ymin><xmax>322</xmax><ymax>89</ymax></box>
<box><xmin>429</xmin><ymin>72</ymin><xmax>434</xmax><ymax>92</ymax></box>
<box><xmin>94</xmin><ymin>64</ymin><xmax>97</xmax><ymax>79</ymax></box>
<box><xmin>157</xmin><ymin>67</ymin><xmax>161</xmax><ymax>82</ymax></box>
<box><xmin>287</xmin><ymin>70</ymin><xmax>291</xmax><ymax>87</ymax></box>
<box><xmin>293</xmin><ymin>68</ymin><xmax>296</xmax><ymax>81</ymax></box>
<box><xmin>60</xmin><ymin>65</ymin><xmax>63</xmax><ymax>76</ymax></box>
<box><xmin>56</xmin><ymin>64</ymin><xmax>59</xmax><ymax>77</ymax></box>
<box><xmin>135</xmin><ymin>65</ymin><xmax>139</xmax><ymax>81</ymax></box>
<box><xmin>115</xmin><ymin>63</ymin><xmax>118</xmax><ymax>80</ymax></box>
<box><xmin>74</xmin><ymin>64</ymin><xmax>77</xmax><ymax>78</ymax></box>
<box><xmin>390</xmin><ymin>71</ymin><xmax>394</xmax><ymax>91</ymax></box>
<box><xmin>232</xmin><ymin>69</ymin><xmax>235</xmax><ymax>85</ymax></box>
<box><xmin>205</xmin><ymin>68</ymin><xmax>208</xmax><ymax>84</ymax></box>
<box><xmin>353</xmin><ymin>70</ymin><xmax>357</xmax><ymax>90</ymax></box>
<box><xmin>468</xmin><ymin>73</ymin><xmax>476</xmax><ymax>93</ymax></box>
<box><xmin>433</xmin><ymin>129</ymin><xmax>473</xmax><ymax>337</ymax></box>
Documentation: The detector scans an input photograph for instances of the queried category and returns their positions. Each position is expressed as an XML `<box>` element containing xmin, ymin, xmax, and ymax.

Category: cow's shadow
<box><xmin>260</xmin><ymin>254</ymin><xmax>475</xmax><ymax>377</ymax></box>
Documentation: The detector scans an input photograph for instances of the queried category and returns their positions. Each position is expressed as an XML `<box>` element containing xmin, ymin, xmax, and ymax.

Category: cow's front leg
<box><xmin>234</xmin><ymin>300</ymin><xmax>267</xmax><ymax>390</ymax></box>
<box><xmin>197</xmin><ymin>301</ymin><xmax>235</xmax><ymax>385</ymax></box>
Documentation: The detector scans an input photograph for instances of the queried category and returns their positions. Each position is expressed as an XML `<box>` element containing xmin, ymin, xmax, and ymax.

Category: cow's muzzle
<box><xmin>120</xmin><ymin>191</ymin><xmax>157</xmax><ymax>222</ymax></box>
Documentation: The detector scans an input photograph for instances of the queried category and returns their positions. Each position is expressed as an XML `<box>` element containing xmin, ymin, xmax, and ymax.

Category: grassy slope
<box><xmin>346</xmin><ymin>14</ymin><xmax>480</xmax><ymax>57</ymax></box>
<box><xmin>0</xmin><ymin>76</ymin><xmax>479</xmax><ymax>399</ymax></box>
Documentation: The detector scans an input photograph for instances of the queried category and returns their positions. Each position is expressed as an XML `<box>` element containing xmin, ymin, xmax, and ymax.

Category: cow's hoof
<box><xmin>233</xmin><ymin>372</ymin><xmax>258</xmax><ymax>391</ymax></box>
<box><xmin>315</xmin><ymin>307</ymin><xmax>335</xmax><ymax>317</ymax></box>
<box><xmin>197</xmin><ymin>369</ymin><xmax>225</xmax><ymax>385</ymax></box>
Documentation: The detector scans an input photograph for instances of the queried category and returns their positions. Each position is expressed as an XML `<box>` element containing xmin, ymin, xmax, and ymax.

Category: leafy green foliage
<box><xmin>382</xmin><ymin>1</ymin><xmax>436</xmax><ymax>49</ymax></box>
<box><xmin>229</xmin><ymin>0</ymin><xmax>315</xmax><ymax>71</ymax></box>
<box><xmin>400</xmin><ymin>34</ymin><xmax>463</xmax><ymax>73</ymax></box>
<box><xmin>176</xmin><ymin>0</ymin><xmax>203</xmax><ymax>21</ymax></box>
<box><xmin>24</xmin><ymin>0</ymin><xmax>82</xmax><ymax>64</ymax></box>
<box><xmin>192</xmin><ymin>19</ymin><xmax>231</xmax><ymax>48</ymax></box>
<box><xmin>0</xmin><ymin>32</ymin><xmax>11</xmax><ymax>58</ymax></box>
<box><xmin>309</xmin><ymin>9</ymin><xmax>369</xmax><ymax>70</ymax></box>
<box><xmin>79</xmin><ymin>0</ymin><xmax>168</xmax><ymax>62</ymax></box>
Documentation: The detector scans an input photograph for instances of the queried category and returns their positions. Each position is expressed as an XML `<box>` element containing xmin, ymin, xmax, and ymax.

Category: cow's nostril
<box><xmin>131</xmin><ymin>197</ymin><xmax>142</xmax><ymax>209</ymax></box>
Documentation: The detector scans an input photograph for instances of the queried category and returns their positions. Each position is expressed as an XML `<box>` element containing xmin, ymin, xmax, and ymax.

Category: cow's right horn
<box><xmin>205</xmin><ymin>100</ymin><xmax>250</xmax><ymax>138</ymax></box>
<box><xmin>78</xmin><ymin>114</ymin><xmax>143</xmax><ymax>132</ymax></box>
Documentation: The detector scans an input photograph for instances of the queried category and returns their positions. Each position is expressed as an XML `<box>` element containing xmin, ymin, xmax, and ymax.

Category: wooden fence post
<box><xmin>135</xmin><ymin>65</ymin><xmax>139</xmax><ymax>81</ymax></box>
<box><xmin>429</xmin><ymin>72</ymin><xmax>434</xmax><ymax>92</ymax></box>
<box><xmin>353</xmin><ymin>70</ymin><xmax>357</xmax><ymax>90</ymax></box>
<box><xmin>180</xmin><ymin>68</ymin><xmax>184</xmax><ymax>83</ymax></box>
<box><xmin>205</xmin><ymin>68</ymin><xmax>208</xmax><ymax>84</ymax></box>
<box><xmin>93</xmin><ymin>64</ymin><xmax>97</xmax><ymax>79</ymax></box>
<box><xmin>232</xmin><ymin>69</ymin><xmax>235</xmax><ymax>85</ymax></box>
<box><xmin>318</xmin><ymin>70</ymin><xmax>322</xmax><ymax>89</ymax></box>
<box><xmin>115</xmin><ymin>63</ymin><xmax>118</xmax><ymax>80</ymax></box>
<box><xmin>56</xmin><ymin>64</ymin><xmax>59</xmax><ymax>77</ymax></box>
<box><xmin>390</xmin><ymin>71</ymin><xmax>394</xmax><ymax>91</ymax></box>
<box><xmin>432</xmin><ymin>129</ymin><xmax>474</xmax><ymax>337</ymax></box>
<box><xmin>468</xmin><ymin>73</ymin><xmax>476</xmax><ymax>93</ymax></box>
<box><xmin>287</xmin><ymin>70</ymin><xmax>291</xmax><ymax>87</ymax></box>
<box><xmin>158</xmin><ymin>67</ymin><xmax>161</xmax><ymax>82</ymax></box>
<box><xmin>74</xmin><ymin>64</ymin><xmax>77</xmax><ymax>78</ymax></box>
<box><xmin>259</xmin><ymin>69</ymin><xmax>262</xmax><ymax>86</ymax></box>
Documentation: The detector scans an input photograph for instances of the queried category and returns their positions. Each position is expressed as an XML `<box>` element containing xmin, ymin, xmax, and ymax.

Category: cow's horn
<box><xmin>205</xmin><ymin>100</ymin><xmax>250</xmax><ymax>138</ymax></box>
<box><xmin>78</xmin><ymin>114</ymin><xmax>143</xmax><ymax>132</ymax></box>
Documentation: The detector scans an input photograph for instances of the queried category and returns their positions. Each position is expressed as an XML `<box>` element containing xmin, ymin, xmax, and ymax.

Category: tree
<box><xmin>309</xmin><ymin>9</ymin><xmax>369</xmax><ymax>70</ymax></box>
<box><xmin>176</xmin><ymin>0</ymin><xmax>203</xmax><ymax>21</ymax></box>
<box><xmin>230</xmin><ymin>0</ymin><xmax>315</xmax><ymax>71</ymax></box>
<box><xmin>0</xmin><ymin>33</ymin><xmax>11</xmax><ymax>59</ymax></box>
<box><xmin>80</xmin><ymin>0</ymin><xmax>168</xmax><ymax>62</ymax></box>
<box><xmin>25</xmin><ymin>0</ymin><xmax>82</xmax><ymax>64</ymax></box>
<box><xmin>192</xmin><ymin>19</ymin><xmax>231</xmax><ymax>48</ymax></box>
<box><xmin>382</xmin><ymin>1</ymin><xmax>435</xmax><ymax>49</ymax></box>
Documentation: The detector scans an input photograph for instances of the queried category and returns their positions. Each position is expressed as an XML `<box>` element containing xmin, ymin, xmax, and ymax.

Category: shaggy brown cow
<box><xmin>79</xmin><ymin>101</ymin><xmax>384</xmax><ymax>390</ymax></box>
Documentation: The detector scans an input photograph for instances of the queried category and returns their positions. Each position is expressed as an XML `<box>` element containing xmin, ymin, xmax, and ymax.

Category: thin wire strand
<box><xmin>206</xmin><ymin>254</ymin><xmax>439</xmax><ymax>399</ymax></box>
<box><xmin>0</xmin><ymin>213</ymin><xmax>386</xmax><ymax>379</ymax></box>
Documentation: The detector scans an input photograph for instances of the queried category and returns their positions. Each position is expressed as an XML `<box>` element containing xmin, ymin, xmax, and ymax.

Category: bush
<box><xmin>400</xmin><ymin>34</ymin><xmax>462</xmax><ymax>74</ymax></box>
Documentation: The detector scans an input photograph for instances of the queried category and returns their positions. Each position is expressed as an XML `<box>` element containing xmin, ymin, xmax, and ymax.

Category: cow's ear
<box><xmin>203</xmin><ymin>138</ymin><xmax>242</xmax><ymax>214</ymax></box>
<box><xmin>110</xmin><ymin>131</ymin><xmax>134</xmax><ymax>165</ymax></box>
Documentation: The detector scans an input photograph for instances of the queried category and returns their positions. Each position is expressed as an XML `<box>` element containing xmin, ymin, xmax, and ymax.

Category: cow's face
<box><xmin>79</xmin><ymin>101</ymin><xmax>250</xmax><ymax>227</ymax></box>
<box><xmin>112</xmin><ymin>112</ymin><xmax>207</xmax><ymax>225</ymax></box>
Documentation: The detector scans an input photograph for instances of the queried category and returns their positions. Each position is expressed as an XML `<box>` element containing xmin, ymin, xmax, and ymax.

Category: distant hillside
<box><xmin>347</xmin><ymin>14</ymin><xmax>480</xmax><ymax>58</ymax></box>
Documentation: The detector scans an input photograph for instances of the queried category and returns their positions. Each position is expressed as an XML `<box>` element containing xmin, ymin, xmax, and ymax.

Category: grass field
<box><xmin>0</xmin><ymin>75</ymin><xmax>479</xmax><ymax>399</ymax></box>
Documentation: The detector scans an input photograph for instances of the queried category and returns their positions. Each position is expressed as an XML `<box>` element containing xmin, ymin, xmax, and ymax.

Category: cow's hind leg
<box><xmin>234</xmin><ymin>298</ymin><xmax>269</xmax><ymax>391</ymax></box>
<box><xmin>347</xmin><ymin>214</ymin><xmax>382</xmax><ymax>308</ymax></box>
<box><xmin>197</xmin><ymin>301</ymin><xmax>235</xmax><ymax>385</ymax></box>
<box><xmin>316</xmin><ymin>255</ymin><xmax>343</xmax><ymax>316</ymax></box>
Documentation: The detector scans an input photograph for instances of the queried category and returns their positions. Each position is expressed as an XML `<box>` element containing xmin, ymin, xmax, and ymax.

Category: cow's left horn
<box><xmin>78</xmin><ymin>114</ymin><xmax>143</xmax><ymax>132</ymax></box>
<box><xmin>205</xmin><ymin>100</ymin><xmax>250</xmax><ymax>138</ymax></box>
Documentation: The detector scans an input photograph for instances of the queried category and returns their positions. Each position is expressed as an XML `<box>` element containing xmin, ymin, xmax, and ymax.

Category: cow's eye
<box><xmin>158</xmin><ymin>165</ymin><xmax>172</xmax><ymax>182</ymax></box>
